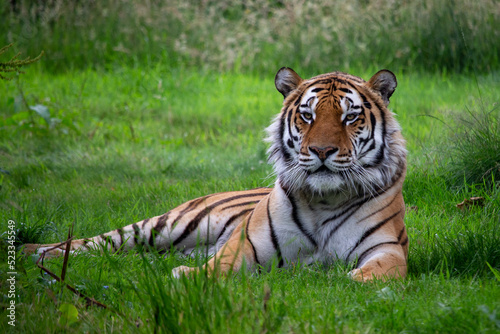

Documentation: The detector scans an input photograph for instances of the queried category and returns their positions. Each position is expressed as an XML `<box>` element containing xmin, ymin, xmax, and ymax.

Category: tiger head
<box><xmin>266</xmin><ymin>68</ymin><xmax>406</xmax><ymax>195</ymax></box>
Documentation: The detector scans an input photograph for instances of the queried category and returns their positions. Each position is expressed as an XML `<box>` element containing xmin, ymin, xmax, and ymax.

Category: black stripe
<box><xmin>286</xmin><ymin>193</ymin><xmax>317</xmax><ymax>248</ymax></box>
<box><xmin>314</xmin><ymin>98</ymin><xmax>329</xmax><ymax>111</ymax></box>
<box><xmin>83</xmin><ymin>239</ymin><xmax>91</xmax><ymax>250</ymax></box>
<box><xmin>400</xmin><ymin>237</ymin><xmax>408</xmax><ymax>247</ymax></box>
<box><xmin>369</xmin><ymin>112</ymin><xmax>377</xmax><ymax>138</ymax></box>
<box><xmin>215</xmin><ymin>209</ymin><xmax>253</xmax><ymax>243</ymax></box>
<box><xmin>221</xmin><ymin>200</ymin><xmax>263</xmax><ymax>211</ymax></box>
<box><xmin>108</xmin><ymin>236</ymin><xmax>118</xmax><ymax>251</ymax></box>
<box><xmin>358</xmin><ymin>112</ymin><xmax>376</xmax><ymax>154</ymax></box>
<box><xmin>373</xmin><ymin>103</ymin><xmax>387</xmax><ymax>166</ymax></box>
<box><xmin>245</xmin><ymin>211</ymin><xmax>260</xmax><ymax>264</ymax></box>
<box><xmin>150</xmin><ymin>212</ymin><xmax>170</xmax><ymax>247</ymax></box>
<box><xmin>358</xmin><ymin>92</ymin><xmax>372</xmax><ymax>110</ymax></box>
<box><xmin>321</xmin><ymin>201</ymin><xmax>362</xmax><ymax>226</ymax></box>
<box><xmin>362</xmin><ymin>141</ymin><xmax>377</xmax><ymax>161</ymax></box>
<box><xmin>294</xmin><ymin>125</ymin><xmax>300</xmax><ymax>135</ymax></box>
<box><xmin>117</xmin><ymin>228</ymin><xmax>124</xmax><ymax>248</ymax></box>
<box><xmin>267</xmin><ymin>198</ymin><xmax>283</xmax><ymax>267</ymax></box>
<box><xmin>293</xmin><ymin>92</ymin><xmax>304</xmax><ymax>106</ymax></box>
<box><xmin>100</xmin><ymin>234</ymin><xmax>117</xmax><ymax>251</ymax></box>
<box><xmin>355</xmin><ymin>193</ymin><xmax>400</xmax><ymax>226</ymax></box>
<box><xmin>323</xmin><ymin>202</ymin><xmax>368</xmax><ymax>245</ymax></box>
<box><xmin>305</xmin><ymin>78</ymin><xmax>333</xmax><ymax>88</ymax></box>
<box><xmin>321</xmin><ymin>184</ymin><xmax>392</xmax><ymax>229</ymax></box>
<box><xmin>141</xmin><ymin>218</ymin><xmax>150</xmax><ymax>228</ymax></box>
<box><xmin>397</xmin><ymin>226</ymin><xmax>406</xmax><ymax>242</ymax></box>
<box><xmin>286</xmin><ymin>107</ymin><xmax>294</xmax><ymax>147</ymax></box>
<box><xmin>322</xmin><ymin>165</ymin><xmax>405</xmax><ymax>243</ymax></box>
<box><xmin>358</xmin><ymin>136</ymin><xmax>371</xmax><ymax>151</ymax></box>
<box><xmin>373</xmin><ymin>144</ymin><xmax>385</xmax><ymax>166</ymax></box>
<box><xmin>172</xmin><ymin>192</ymin><xmax>271</xmax><ymax>247</ymax></box>
<box><xmin>277</xmin><ymin>112</ymin><xmax>292</xmax><ymax>163</ymax></box>
<box><xmin>346</xmin><ymin>210</ymin><xmax>402</xmax><ymax>260</ymax></box>
<box><xmin>279</xmin><ymin>180</ymin><xmax>289</xmax><ymax>194</ymax></box>
<box><xmin>268</xmin><ymin>147</ymin><xmax>280</xmax><ymax>161</ymax></box>
<box><xmin>171</xmin><ymin>196</ymin><xmax>210</xmax><ymax>228</ymax></box>
<box><xmin>132</xmin><ymin>223</ymin><xmax>141</xmax><ymax>245</ymax></box>
<box><xmin>356</xmin><ymin>241</ymin><xmax>399</xmax><ymax>266</ymax></box>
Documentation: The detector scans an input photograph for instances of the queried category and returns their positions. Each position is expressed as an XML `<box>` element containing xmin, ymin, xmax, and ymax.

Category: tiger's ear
<box><xmin>367</xmin><ymin>70</ymin><xmax>397</xmax><ymax>106</ymax></box>
<box><xmin>275</xmin><ymin>67</ymin><xmax>303</xmax><ymax>98</ymax></box>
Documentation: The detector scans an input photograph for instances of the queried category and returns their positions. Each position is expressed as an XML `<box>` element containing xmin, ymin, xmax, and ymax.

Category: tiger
<box><xmin>24</xmin><ymin>67</ymin><xmax>408</xmax><ymax>282</ymax></box>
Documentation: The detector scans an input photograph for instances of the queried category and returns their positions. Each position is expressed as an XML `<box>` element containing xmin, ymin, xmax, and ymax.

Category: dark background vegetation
<box><xmin>2</xmin><ymin>0</ymin><xmax>499</xmax><ymax>74</ymax></box>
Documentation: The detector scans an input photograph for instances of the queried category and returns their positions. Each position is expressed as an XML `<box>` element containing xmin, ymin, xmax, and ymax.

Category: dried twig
<box><xmin>60</xmin><ymin>225</ymin><xmax>73</xmax><ymax>282</ymax></box>
<box><xmin>36</xmin><ymin>230</ymin><xmax>108</xmax><ymax>309</ymax></box>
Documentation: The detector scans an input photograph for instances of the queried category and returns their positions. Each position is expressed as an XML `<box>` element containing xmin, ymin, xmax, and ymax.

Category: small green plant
<box><xmin>0</xmin><ymin>43</ymin><xmax>43</xmax><ymax>80</ymax></box>
<box><xmin>0</xmin><ymin>43</ymin><xmax>79</xmax><ymax>135</ymax></box>
<box><xmin>2</xmin><ymin>90</ymin><xmax>80</xmax><ymax>136</ymax></box>
<box><xmin>0</xmin><ymin>219</ymin><xmax>55</xmax><ymax>246</ymax></box>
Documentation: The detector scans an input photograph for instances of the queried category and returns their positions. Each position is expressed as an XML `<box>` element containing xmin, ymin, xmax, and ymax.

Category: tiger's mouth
<box><xmin>313</xmin><ymin>165</ymin><xmax>331</xmax><ymax>174</ymax></box>
<box><xmin>307</xmin><ymin>164</ymin><xmax>352</xmax><ymax>175</ymax></box>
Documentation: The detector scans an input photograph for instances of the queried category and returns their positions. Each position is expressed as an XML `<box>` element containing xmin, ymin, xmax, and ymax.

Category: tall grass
<box><xmin>2</xmin><ymin>0</ymin><xmax>499</xmax><ymax>74</ymax></box>
<box><xmin>442</xmin><ymin>103</ymin><xmax>500</xmax><ymax>188</ymax></box>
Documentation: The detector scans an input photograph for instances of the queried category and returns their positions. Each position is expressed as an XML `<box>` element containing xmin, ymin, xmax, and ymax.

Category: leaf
<box><xmin>29</xmin><ymin>104</ymin><xmax>51</xmax><ymax>126</ymax></box>
<box><xmin>456</xmin><ymin>197</ymin><xmax>485</xmax><ymax>210</ymax></box>
<box><xmin>376</xmin><ymin>287</ymin><xmax>397</xmax><ymax>302</ymax></box>
<box><xmin>59</xmin><ymin>303</ymin><xmax>79</xmax><ymax>326</ymax></box>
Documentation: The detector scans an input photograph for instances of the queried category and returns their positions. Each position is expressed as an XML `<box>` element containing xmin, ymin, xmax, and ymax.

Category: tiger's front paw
<box><xmin>172</xmin><ymin>265</ymin><xmax>198</xmax><ymax>279</ymax></box>
<box><xmin>348</xmin><ymin>268</ymin><xmax>375</xmax><ymax>282</ymax></box>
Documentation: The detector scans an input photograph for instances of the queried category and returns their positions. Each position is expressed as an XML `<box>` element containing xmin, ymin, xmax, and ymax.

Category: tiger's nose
<box><xmin>309</xmin><ymin>146</ymin><xmax>338</xmax><ymax>162</ymax></box>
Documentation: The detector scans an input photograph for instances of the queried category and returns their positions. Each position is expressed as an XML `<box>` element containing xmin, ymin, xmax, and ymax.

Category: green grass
<box><xmin>1</xmin><ymin>67</ymin><xmax>499</xmax><ymax>332</ymax></box>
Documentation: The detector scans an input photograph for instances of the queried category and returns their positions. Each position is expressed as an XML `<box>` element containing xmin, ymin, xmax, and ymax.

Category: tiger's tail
<box><xmin>23</xmin><ymin>188</ymin><xmax>272</xmax><ymax>258</ymax></box>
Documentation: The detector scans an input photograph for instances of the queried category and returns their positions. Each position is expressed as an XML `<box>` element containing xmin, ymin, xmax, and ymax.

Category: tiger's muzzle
<box><xmin>305</xmin><ymin>145</ymin><xmax>354</xmax><ymax>174</ymax></box>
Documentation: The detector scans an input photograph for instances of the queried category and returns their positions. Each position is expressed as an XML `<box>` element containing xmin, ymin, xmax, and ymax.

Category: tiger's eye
<box><xmin>302</xmin><ymin>112</ymin><xmax>313</xmax><ymax>121</ymax></box>
<box><xmin>345</xmin><ymin>114</ymin><xmax>357</xmax><ymax>121</ymax></box>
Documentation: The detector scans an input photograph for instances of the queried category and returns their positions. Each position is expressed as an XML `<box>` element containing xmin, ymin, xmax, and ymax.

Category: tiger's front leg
<box><xmin>349</xmin><ymin>243</ymin><xmax>408</xmax><ymax>282</ymax></box>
